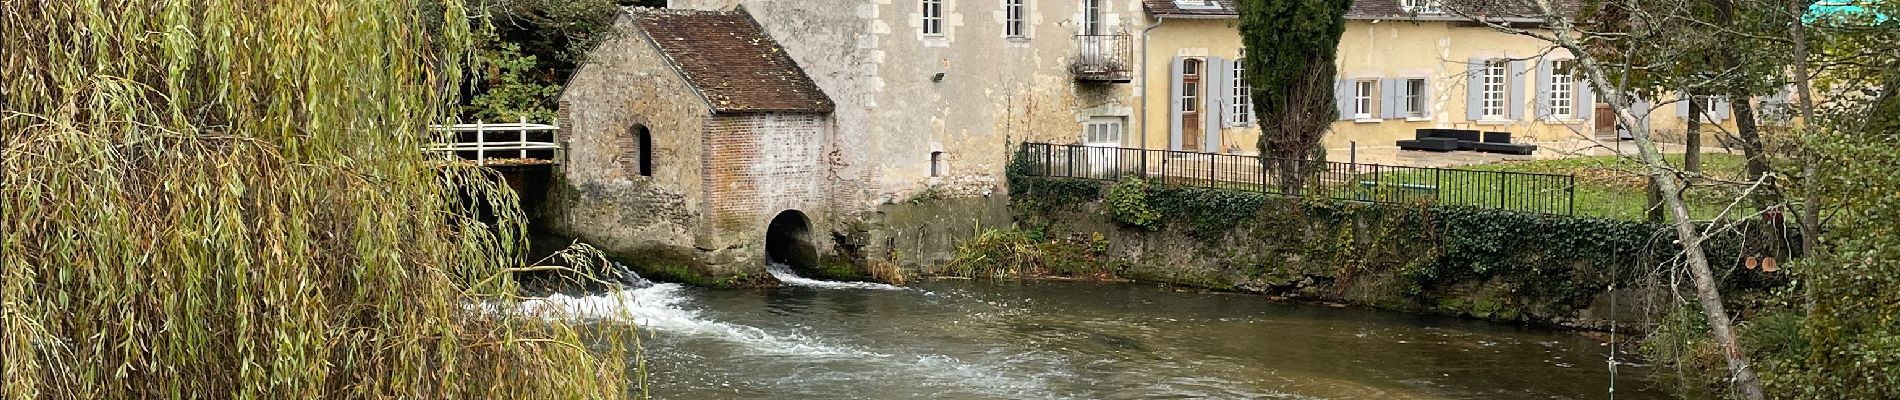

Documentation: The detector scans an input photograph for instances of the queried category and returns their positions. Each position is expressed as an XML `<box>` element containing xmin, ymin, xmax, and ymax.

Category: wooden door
<box><xmin>1181</xmin><ymin>58</ymin><xmax>1204</xmax><ymax>152</ymax></box>
<box><xmin>1594</xmin><ymin>104</ymin><xmax>1615</xmax><ymax>136</ymax></box>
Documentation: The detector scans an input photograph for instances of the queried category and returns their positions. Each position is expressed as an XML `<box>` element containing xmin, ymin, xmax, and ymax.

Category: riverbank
<box><xmin>962</xmin><ymin>170</ymin><xmax>1789</xmax><ymax>332</ymax></box>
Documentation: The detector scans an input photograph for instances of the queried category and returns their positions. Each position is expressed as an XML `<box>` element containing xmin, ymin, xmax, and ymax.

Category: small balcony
<box><xmin>1071</xmin><ymin>34</ymin><xmax>1132</xmax><ymax>83</ymax></box>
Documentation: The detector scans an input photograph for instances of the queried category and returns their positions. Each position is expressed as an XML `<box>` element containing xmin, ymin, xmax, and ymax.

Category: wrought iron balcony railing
<box><xmin>1071</xmin><ymin>34</ymin><xmax>1132</xmax><ymax>83</ymax></box>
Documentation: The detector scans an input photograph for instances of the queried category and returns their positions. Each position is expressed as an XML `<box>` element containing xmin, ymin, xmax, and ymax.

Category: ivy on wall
<box><xmin>1105</xmin><ymin>176</ymin><xmax>1160</xmax><ymax>229</ymax></box>
<box><xmin>1004</xmin><ymin>156</ymin><xmax>1788</xmax><ymax>323</ymax></box>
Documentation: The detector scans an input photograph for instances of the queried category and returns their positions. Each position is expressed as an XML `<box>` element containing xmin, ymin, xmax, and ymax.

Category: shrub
<box><xmin>1106</xmin><ymin>176</ymin><xmax>1161</xmax><ymax>229</ymax></box>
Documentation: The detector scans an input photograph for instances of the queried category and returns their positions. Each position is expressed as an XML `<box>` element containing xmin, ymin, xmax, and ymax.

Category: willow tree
<box><xmin>1238</xmin><ymin>0</ymin><xmax>1353</xmax><ymax>193</ymax></box>
<box><xmin>2</xmin><ymin>1</ymin><xmax>637</xmax><ymax>398</ymax></box>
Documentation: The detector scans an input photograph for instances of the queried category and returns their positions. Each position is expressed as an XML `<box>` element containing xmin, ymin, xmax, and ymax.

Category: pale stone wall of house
<box><xmin>651</xmin><ymin>1</ymin><xmax>1145</xmax><ymax>279</ymax></box>
<box><xmin>1134</xmin><ymin>18</ymin><xmax>1249</xmax><ymax>153</ymax></box>
<box><xmin>1139</xmin><ymin>18</ymin><xmax>1741</xmax><ymax>156</ymax></box>
<box><xmin>675</xmin><ymin>0</ymin><xmax>1143</xmax><ymax>208</ymax></box>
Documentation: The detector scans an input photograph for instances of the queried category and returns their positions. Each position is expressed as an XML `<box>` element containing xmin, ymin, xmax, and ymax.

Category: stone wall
<box><xmin>545</xmin><ymin>15</ymin><xmax>734</xmax><ymax>284</ymax></box>
<box><xmin>671</xmin><ymin>0</ymin><xmax>1141</xmax><ymax>212</ymax></box>
<box><xmin>700</xmin><ymin>112</ymin><xmax>834</xmax><ymax>265</ymax></box>
<box><xmin>1007</xmin><ymin>174</ymin><xmax>1787</xmax><ymax>330</ymax></box>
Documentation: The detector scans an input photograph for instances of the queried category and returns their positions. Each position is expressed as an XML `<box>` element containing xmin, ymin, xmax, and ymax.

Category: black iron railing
<box><xmin>1072</xmin><ymin>34</ymin><xmax>1132</xmax><ymax>82</ymax></box>
<box><xmin>1017</xmin><ymin>142</ymin><xmax>1576</xmax><ymax>215</ymax></box>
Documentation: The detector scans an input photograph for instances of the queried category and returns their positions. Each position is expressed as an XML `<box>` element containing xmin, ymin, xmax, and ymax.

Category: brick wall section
<box><xmin>702</xmin><ymin>113</ymin><xmax>829</xmax><ymax>234</ymax></box>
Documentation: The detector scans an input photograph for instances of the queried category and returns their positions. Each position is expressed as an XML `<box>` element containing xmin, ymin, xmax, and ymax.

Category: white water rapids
<box><xmin>492</xmin><ymin>264</ymin><xmax>1664</xmax><ymax>399</ymax></box>
<box><xmin>512</xmin><ymin>268</ymin><xmax>897</xmax><ymax>357</ymax></box>
<box><xmin>503</xmin><ymin>265</ymin><xmax>1061</xmax><ymax>398</ymax></box>
<box><xmin>764</xmin><ymin>263</ymin><xmax>910</xmax><ymax>291</ymax></box>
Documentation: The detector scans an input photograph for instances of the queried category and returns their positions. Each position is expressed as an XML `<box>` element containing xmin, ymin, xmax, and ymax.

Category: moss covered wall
<box><xmin>1011</xmin><ymin>174</ymin><xmax>1785</xmax><ymax>330</ymax></box>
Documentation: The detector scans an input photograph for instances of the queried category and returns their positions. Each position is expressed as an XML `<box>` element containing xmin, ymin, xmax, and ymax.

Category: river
<box><xmin>525</xmin><ymin>267</ymin><xmax>1671</xmax><ymax>399</ymax></box>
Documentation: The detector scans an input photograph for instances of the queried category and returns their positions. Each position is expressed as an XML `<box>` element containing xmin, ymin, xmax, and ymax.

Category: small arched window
<box><xmin>929</xmin><ymin>151</ymin><xmax>944</xmax><ymax>177</ymax></box>
<box><xmin>631</xmin><ymin>124</ymin><xmax>653</xmax><ymax>177</ymax></box>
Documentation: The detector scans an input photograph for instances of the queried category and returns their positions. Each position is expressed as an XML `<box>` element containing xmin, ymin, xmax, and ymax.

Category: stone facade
<box><xmin>551</xmin><ymin>1</ymin><xmax>1782</xmax><ymax>284</ymax></box>
<box><xmin>1136</xmin><ymin>0</ymin><xmax>1748</xmax><ymax>155</ymax></box>
<box><xmin>702</xmin><ymin>112</ymin><xmax>832</xmax><ymax>241</ymax></box>
<box><xmin>548</xmin><ymin>9</ymin><xmax>837</xmax><ymax>285</ymax></box>
<box><xmin>672</xmin><ymin>0</ymin><xmax>1141</xmax><ymax>207</ymax></box>
<box><xmin>644</xmin><ymin>1</ymin><xmax>1147</xmax><ymax>276</ymax></box>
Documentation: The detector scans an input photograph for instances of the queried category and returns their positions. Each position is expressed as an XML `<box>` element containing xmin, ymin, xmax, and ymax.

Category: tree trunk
<box><xmin>1730</xmin><ymin>92</ymin><xmax>1786</xmax><ymax>260</ymax></box>
<box><xmin>1685</xmin><ymin>94</ymin><xmax>1702</xmax><ymax>173</ymax></box>
<box><xmin>1531</xmin><ymin>3</ymin><xmax>1768</xmax><ymax>396</ymax></box>
<box><xmin>1730</xmin><ymin>88</ymin><xmax>1780</xmax><ymax>209</ymax></box>
<box><xmin>1648</xmin><ymin>177</ymin><xmax>1665</xmax><ymax>222</ymax></box>
<box><xmin>1715</xmin><ymin>0</ymin><xmax>1780</xmax><ymax>211</ymax></box>
<box><xmin>1637</xmin><ymin>92</ymin><xmax>1771</xmax><ymax>400</ymax></box>
<box><xmin>1787</xmin><ymin>0</ymin><xmax>1821</xmax><ymax>255</ymax></box>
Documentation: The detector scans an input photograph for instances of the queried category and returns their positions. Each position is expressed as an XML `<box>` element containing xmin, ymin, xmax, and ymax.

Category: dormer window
<box><xmin>1173</xmin><ymin>0</ymin><xmax>1221</xmax><ymax>10</ymax></box>
<box><xmin>1402</xmin><ymin>0</ymin><xmax>1443</xmax><ymax>14</ymax></box>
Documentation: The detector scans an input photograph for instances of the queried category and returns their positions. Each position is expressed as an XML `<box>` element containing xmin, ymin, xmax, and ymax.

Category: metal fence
<box><xmin>1017</xmin><ymin>142</ymin><xmax>1576</xmax><ymax>215</ymax></box>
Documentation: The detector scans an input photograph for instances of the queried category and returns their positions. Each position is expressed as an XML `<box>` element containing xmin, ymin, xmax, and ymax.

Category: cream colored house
<box><xmin>1135</xmin><ymin>0</ymin><xmax>1738</xmax><ymax>155</ymax></box>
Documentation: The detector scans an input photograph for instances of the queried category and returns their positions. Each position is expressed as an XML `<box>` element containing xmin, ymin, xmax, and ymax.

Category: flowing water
<box><xmin>523</xmin><ymin>267</ymin><xmax>1671</xmax><ymax>399</ymax></box>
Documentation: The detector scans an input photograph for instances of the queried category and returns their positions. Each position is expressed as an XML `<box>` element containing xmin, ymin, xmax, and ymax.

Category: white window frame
<box><xmin>1230</xmin><ymin>52</ymin><xmax>1252</xmax><ymax>126</ymax></box>
<box><xmin>922</xmin><ymin>0</ymin><xmax>943</xmax><ymax>36</ymax></box>
<box><xmin>1402</xmin><ymin>0</ymin><xmax>1443</xmax><ymax>14</ymax></box>
<box><xmin>1181</xmin><ymin>58</ymin><xmax>1201</xmax><ymax>113</ymax></box>
<box><xmin>1082</xmin><ymin>0</ymin><xmax>1101</xmax><ymax>35</ymax></box>
<box><xmin>1404</xmin><ymin>78</ymin><xmax>1427</xmax><ymax>118</ymax></box>
<box><xmin>1548</xmin><ymin>59</ymin><xmax>1574</xmax><ymax>119</ymax></box>
<box><xmin>1005</xmin><ymin>0</ymin><xmax>1026</xmax><ymax>38</ymax></box>
<box><xmin>1482</xmin><ymin>60</ymin><xmax>1507</xmax><ymax>119</ymax></box>
<box><xmin>1354</xmin><ymin>80</ymin><xmax>1375</xmax><ymax>119</ymax></box>
<box><xmin>1084</xmin><ymin>117</ymin><xmax>1125</xmax><ymax>146</ymax></box>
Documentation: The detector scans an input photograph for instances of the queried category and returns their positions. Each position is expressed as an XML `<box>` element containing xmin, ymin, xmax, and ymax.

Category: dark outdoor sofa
<box><xmin>1471</xmin><ymin>131</ymin><xmax>1538</xmax><ymax>155</ymax></box>
<box><xmin>1396</xmin><ymin>129</ymin><xmax>1536</xmax><ymax>155</ymax></box>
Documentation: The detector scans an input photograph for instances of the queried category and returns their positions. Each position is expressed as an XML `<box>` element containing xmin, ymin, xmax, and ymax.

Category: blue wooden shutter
<box><xmin>1508</xmin><ymin>60</ymin><xmax>1527</xmax><ymax>120</ymax></box>
<box><xmin>1169</xmin><ymin>56</ymin><xmax>1184</xmax><ymax>151</ymax></box>
<box><xmin>1534</xmin><ymin>59</ymin><xmax>1553</xmax><ymax>119</ymax></box>
<box><xmin>1205</xmin><ymin>57</ymin><xmax>1227</xmax><ymax>152</ymax></box>
<box><xmin>1381</xmin><ymin>78</ymin><xmax>1399</xmax><ymax>119</ymax></box>
<box><xmin>1576</xmin><ymin>77</ymin><xmax>1596</xmax><ymax>113</ymax></box>
<box><xmin>1466</xmin><ymin>58</ymin><xmax>1484</xmax><ymax>121</ymax></box>
<box><xmin>1336</xmin><ymin>78</ymin><xmax>1353</xmax><ymax>120</ymax></box>
<box><xmin>1677</xmin><ymin>93</ymin><xmax>1691</xmax><ymax>118</ymax></box>
<box><xmin>1713</xmin><ymin>97</ymin><xmax>1733</xmax><ymax>122</ymax></box>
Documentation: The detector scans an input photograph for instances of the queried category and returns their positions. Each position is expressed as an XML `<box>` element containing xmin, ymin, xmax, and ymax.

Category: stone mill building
<box><xmin>548</xmin><ymin>1</ymin><xmax>1126</xmax><ymax>285</ymax></box>
<box><xmin>551</xmin><ymin>8</ymin><xmax>840</xmax><ymax>285</ymax></box>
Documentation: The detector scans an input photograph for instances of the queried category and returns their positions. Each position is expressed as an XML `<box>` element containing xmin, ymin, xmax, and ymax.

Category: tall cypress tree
<box><xmin>1238</xmin><ymin>0</ymin><xmax>1353</xmax><ymax>192</ymax></box>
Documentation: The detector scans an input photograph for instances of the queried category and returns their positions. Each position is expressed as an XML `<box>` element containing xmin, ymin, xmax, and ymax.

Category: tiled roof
<box><xmin>1347</xmin><ymin>0</ymin><xmax>1557</xmax><ymax>21</ymax></box>
<box><xmin>1145</xmin><ymin>0</ymin><xmax>1568</xmax><ymax>21</ymax></box>
<box><xmin>630</xmin><ymin>8</ymin><xmax>833</xmax><ymax>114</ymax></box>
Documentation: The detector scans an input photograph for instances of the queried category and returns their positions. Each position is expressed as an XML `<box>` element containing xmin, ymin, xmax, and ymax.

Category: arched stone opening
<box><xmin>765</xmin><ymin>210</ymin><xmax>819</xmax><ymax>271</ymax></box>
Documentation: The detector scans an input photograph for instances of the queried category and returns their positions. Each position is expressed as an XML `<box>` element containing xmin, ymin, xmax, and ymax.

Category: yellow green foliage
<box><xmin>1772</xmin><ymin>79</ymin><xmax>1900</xmax><ymax>399</ymax></box>
<box><xmin>1</xmin><ymin>1</ymin><xmax>637</xmax><ymax>398</ymax></box>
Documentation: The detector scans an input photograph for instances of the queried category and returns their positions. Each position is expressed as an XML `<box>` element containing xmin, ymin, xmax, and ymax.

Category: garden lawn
<box><xmin>1455</xmin><ymin>154</ymin><xmax>1754</xmax><ymax>220</ymax></box>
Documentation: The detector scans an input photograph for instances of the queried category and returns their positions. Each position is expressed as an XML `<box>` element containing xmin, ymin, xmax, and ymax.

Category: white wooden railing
<box><xmin>424</xmin><ymin>117</ymin><xmax>562</xmax><ymax>166</ymax></box>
